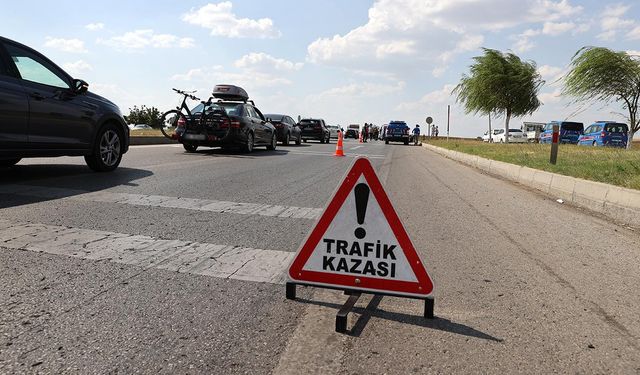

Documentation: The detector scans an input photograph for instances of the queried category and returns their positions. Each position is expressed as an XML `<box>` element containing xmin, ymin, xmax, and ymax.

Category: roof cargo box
<box><xmin>212</xmin><ymin>84</ymin><xmax>249</xmax><ymax>102</ymax></box>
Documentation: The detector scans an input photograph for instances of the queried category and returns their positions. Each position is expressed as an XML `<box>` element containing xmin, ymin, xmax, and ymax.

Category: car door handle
<box><xmin>29</xmin><ymin>92</ymin><xmax>45</xmax><ymax>101</ymax></box>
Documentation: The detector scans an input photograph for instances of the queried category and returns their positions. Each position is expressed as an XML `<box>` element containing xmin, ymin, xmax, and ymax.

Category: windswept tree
<box><xmin>564</xmin><ymin>47</ymin><xmax>640</xmax><ymax>149</ymax></box>
<box><xmin>453</xmin><ymin>48</ymin><xmax>544</xmax><ymax>143</ymax></box>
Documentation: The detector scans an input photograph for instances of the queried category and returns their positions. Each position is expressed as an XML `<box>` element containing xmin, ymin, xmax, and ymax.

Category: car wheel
<box><xmin>593</xmin><ymin>141</ymin><xmax>597</xmax><ymax>147</ymax></box>
<box><xmin>267</xmin><ymin>134</ymin><xmax>277</xmax><ymax>151</ymax></box>
<box><xmin>295</xmin><ymin>134</ymin><xmax>302</xmax><ymax>145</ymax></box>
<box><xmin>283</xmin><ymin>132</ymin><xmax>290</xmax><ymax>146</ymax></box>
<box><xmin>0</xmin><ymin>158</ymin><xmax>21</xmax><ymax>167</ymax></box>
<box><xmin>85</xmin><ymin>123</ymin><xmax>123</xmax><ymax>172</ymax></box>
<box><xmin>499</xmin><ymin>139</ymin><xmax>504</xmax><ymax>143</ymax></box>
<box><xmin>183</xmin><ymin>143</ymin><xmax>198</xmax><ymax>153</ymax></box>
<box><xmin>326</xmin><ymin>134</ymin><xmax>331</xmax><ymax>144</ymax></box>
<box><xmin>404</xmin><ymin>139</ymin><xmax>409</xmax><ymax>145</ymax></box>
<box><xmin>244</xmin><ymin>132</ymin><xmax>254</xmax><ymax>153</ymax></box>
<box><xmin>385</xmin><ymin>140</ymin><xmax>389</xmax><ymax>144</ymax></box>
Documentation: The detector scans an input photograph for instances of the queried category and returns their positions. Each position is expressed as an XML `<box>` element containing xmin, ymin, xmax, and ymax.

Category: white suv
<box><xmin>493</xmin><ymin>129</ymin><xmax>527</xmax><ymax>143</ymax></box>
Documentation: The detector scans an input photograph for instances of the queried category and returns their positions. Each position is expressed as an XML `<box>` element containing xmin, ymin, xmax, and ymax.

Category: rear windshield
<box><xmin>300</xmin><ymin>120</ymin><xmax>320</xmax><ymax>126</ymax></box>
<box><xmin>604</xmin><ymin>123</ymin><xmax>628</xmax><ymax>133</ymax></box>
<box><xmin>265</xmin><ymin>114</ymin><xmax>283</xmax><ymax>122</ymax></box>
<box><xmin>192</xmin><ymin>102</ymin><xmax>243</xmax><ymax>116</ymax></box>
<box><xmin>561</xmin><ymin>122</ymin><xmax>583</xmax><ymax>131</ymax></box>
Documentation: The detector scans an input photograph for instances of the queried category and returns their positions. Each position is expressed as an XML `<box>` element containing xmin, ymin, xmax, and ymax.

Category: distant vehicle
<box><xmin>522</xmin><ymin>122</ymin><xmax>545</xmax><ymax>143</ymax></box>
<box><xmin>578</xmin><ymin>121</ymin><xmax>628</xmax><ymax>147</ymax></box>
<box><xmin>299</xmin><ymin>118</ymin><xmax>330</xmax><ymax>143</ymax></box>
<box><xmin>384</xmin><ymin>120</ymin><xmax>410</xmax><ymax>145</ymax></box>
<box><xmin>174</xmin><ymin>84</ymin><xmax>277</xmax><ymax>153</ymax></box>
<box><xmin>345</xmin><ymin>124</ymin><xmax>360</xmax><ymax>139</ymax></box>
<box><xmin>326</xmin><ymin>125</ymin><xmax>340</xmax><ymax>139</ymax></box>
<box><xmin>0</xmin><ymin>36</ymin><xmax>129</xmax><ymax>171</ymax></box>
<box><xmin>264</xmin><ymin>114</ymin><xmax>301</xmax><ymax>145</ymax></box>
<box><xmin>539</xmin><ymin>121</ymin><xmax>584</xmax><ymax>144</ymax></box>
<box><xmin>482</xmin><ymin>129</ymin><xmax>501</xmax><ymax>142</ymax></box>
<box><xmin>131</xmin><ymin>124</ymin><xmax>153</xmax><ymax>130</ymax></box>
<box><xmin>494</xmin><ymin>128</ymin><xmax>527</xmax><ymax>143</ymax></box>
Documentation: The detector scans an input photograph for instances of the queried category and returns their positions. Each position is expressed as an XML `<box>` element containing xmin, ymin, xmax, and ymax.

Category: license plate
<box><xmin>184</xmin><ymin>134</ymin><xmax>206</xmax><ymax>141</ymax></box>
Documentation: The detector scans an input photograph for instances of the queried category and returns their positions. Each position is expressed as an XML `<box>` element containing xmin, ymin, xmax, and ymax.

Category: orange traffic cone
<box><xmin>358</xmin><ymin>130</ymin><xmax>363</xmax><ymax>143</ymax></box>
<box><xmin>334</xmin><ymin>131</ymin><xmax>345</xmax><ymax>157</ymax></box>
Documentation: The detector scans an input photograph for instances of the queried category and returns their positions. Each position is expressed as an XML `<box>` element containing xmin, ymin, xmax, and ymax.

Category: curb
<box><xmin>422</xmin><ymin>143</ymin><xmax>640</xmax><ymax>228</ymax></box>
<box><xmin>129</xmin><ymin>136</ymin><xmax>175</xmax><ymax>145</ymax></box>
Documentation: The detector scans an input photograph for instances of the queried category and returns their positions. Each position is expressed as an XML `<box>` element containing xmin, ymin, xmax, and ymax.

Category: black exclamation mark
<box><xmin>354</xmin><ymin>183</ymin><xmax>370</xmax><ymax>239</ymax></box>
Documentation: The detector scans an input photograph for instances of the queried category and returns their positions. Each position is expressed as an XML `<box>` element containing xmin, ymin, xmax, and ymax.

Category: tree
<box><xmin>453</xmin><ymin>48</ymin><xmax>544</xmax><ymax>143</ymax></box>
<box><xmin>124</xmin><ymin>105</ymin><xmax>162</xmax><ymax>128</ymax></box>
<box><xmin>563</xmin><ymin>47</ymin><xmax>640</xmax><ymax>149</ymax></box>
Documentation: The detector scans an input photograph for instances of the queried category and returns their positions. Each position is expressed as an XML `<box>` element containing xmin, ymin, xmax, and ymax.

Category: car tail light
<box><xmin>177</xmin><ymin>117</ymin><xmax>186</xmax><ymax>128</ymax></box>
<box><xmin>275</xmin><ymin>123</ymin><xmax>283</xmax><ymax>128</ymax></box>
<box><xmin>230</xmin><ymin>120</ymin><xmax>241</xmax><ymax>129</ymax></box>
<box><xmin>601</xmin><ymin>131</ymin><xmax>606</xmax><ymax>137</ymax></box>
<box><xmin>220</xmin><ymin>119</ymin><xmax>230</xmax><ymax>129</ymax></box>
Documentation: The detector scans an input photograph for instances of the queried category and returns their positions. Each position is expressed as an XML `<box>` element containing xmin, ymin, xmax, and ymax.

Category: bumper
<box><xmin>177</xmin><ymin>128</ymin><xmax>246</xmax><ymax>147</ymax></box>
<box><xmin>385</xmin><ymin>135</ymin><xmax>409</xmax><ymax>142</ymax></box>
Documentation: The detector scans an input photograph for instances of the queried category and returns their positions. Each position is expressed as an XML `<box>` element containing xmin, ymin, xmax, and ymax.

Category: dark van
<box><xmin>539</xmin><ymin>121</ymin><xmax>584</xmax><ymax>144</ymax></box>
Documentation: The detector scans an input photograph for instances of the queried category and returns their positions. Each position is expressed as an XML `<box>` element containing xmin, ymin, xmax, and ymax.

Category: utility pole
<box><xmin>488</xmin><ymin>113</ymin><xmax>492</xmax><ymax>143</ymax></box>
<box><xmin>447</xmin><ymin>105</ymin><xmax>450</xmax><ymax>141</ymax></box>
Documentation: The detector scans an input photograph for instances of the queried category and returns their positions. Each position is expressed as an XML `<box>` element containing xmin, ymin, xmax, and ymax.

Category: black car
<box><xmin>175</xmin><ymin>85</ymin><xmax>277</xmax><ymax>153</ymax></box>
<box><xmin>384</xmin><ymin>120</ymin><xmax>410</xmax><ymax>145</ymax></box>
<box><xmin>0</xmin><ymin>36</ymin><xmax>129</xmax><ymax>171</ymax></box>
<box><xmin>345</xmin><ymin>129</ymin><xmax>359</xmax><ymax>139</ymax></box>
<box><xmin>264</xmin><ymin>113</ymin><xmax>301</xmax><ymax>145</ymax></box>
<box><xmin>299</xmin><ymin>118</ymin><xmax>330</xmax><ymax>143</ymax></box>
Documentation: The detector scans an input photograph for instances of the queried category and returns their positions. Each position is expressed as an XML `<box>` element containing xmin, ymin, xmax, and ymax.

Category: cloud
<box><xmin>598</xmin><ymin>4</ymin><xmax>635</xmax><ymax>41</ymax></box>
<box><xmin>85</xmin><ymin>23</ymin><xmax>104</xmax><ymax>31</ymax></box>
<box><xmin>542</xmin><ymin>21</ymin><xmax>575</xmax><ymax>36</ymax></box>
<box><xmin>312</xmin><ymin>81</ymin><xmax>406</xmax><ymax>99</ymax></box>
<box><xmin>182</xmin><ymin>2</ymin><xmax>280</xmax><ymax>39</ymax></box>
<box><xmin>171</xmin><ymin>65</ymin><xmax>292</xmax><ymax>89</ymax></box>
<box><xmin>62</xmin><ymin>60</ymin><xmax>93</xmax><ymax>75</ymax></box>
<box><xmin>539</xmin><ymin>88</ymin><xmax>563</xmax><ymax>104</ymax></box>
<box><xmin>396</xmin><ymin>84</ymin><xmax>456</xmax><ymax>111</ymax></box>
<box><xmin>626</xmin><ymin>26</ymin><xmax>640</xmax><ymax>40</ymax></box>
<box><xmin>99</xmin><ymin>30</ymin><xmax>195</xmax><ymax>51</ymax></box>
<box><xmin>44</xmin><ymin>37</ymin><xmax>87</xmax><ymax>53</ymax></box>
<box><xmin>307</xmin><ymin>0</ymin><xmax>581</xmax><ymax>76</ymax></box>
<box><xmin>234</xmin><ymin>53</ymin><xmax>303</xmax><ymax>72</ymax></box>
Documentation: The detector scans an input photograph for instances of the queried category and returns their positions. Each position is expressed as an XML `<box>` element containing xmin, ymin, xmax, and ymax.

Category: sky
<box><xmin>3</xmin><ymin>0</ymin><xmax>640</xmax><ymax>137</ymax></box>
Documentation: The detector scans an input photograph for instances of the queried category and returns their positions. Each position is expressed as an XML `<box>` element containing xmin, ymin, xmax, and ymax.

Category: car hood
<box><xmin>84</xmin><ymin>91</ymin><xmax>122</xmax><ymax>115</ymax></box>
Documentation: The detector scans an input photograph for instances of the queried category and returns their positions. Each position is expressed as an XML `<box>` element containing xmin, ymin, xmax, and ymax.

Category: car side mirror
<box><xmin>73</xmin><ymin>79</ymin><xmax>89</xmax><ymax>94</ymax></box>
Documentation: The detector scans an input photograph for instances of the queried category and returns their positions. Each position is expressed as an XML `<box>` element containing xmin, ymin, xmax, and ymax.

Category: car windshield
<box><xmin>300</xmin><ymin>120</ymin><xmax>320</xmax><ymax>126</ymax></box>
<box><xmin>265</xmin><ymin>114</ymin><xmax>284</xmax><ymax>122</ymax></box>
<box><xmin>192</xmin><ymin>102</ymin><xmax>244</xmax><ymax>116</ymax></box>
<box><xmin>561</xmin><ymin>122</ymin><xmax>583</xmax><ymax>131</ymax></box>
<box><xmin>604</xmin><ymin>123</ymin><xmax>628</xmax><ymax>133</ymax></box>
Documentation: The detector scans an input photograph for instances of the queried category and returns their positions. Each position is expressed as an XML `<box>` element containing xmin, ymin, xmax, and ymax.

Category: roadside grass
<box><xmin>130</xmin><ymin>129</ymin><xmax>165</xmax><ymax>137</ymax></box>
<box><xmin>425</xmin><ymin>138</ymin><xmax>640</xmax><ymax>190</ymax></box>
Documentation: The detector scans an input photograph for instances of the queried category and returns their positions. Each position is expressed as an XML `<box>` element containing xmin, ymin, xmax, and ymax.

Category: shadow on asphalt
<box><xmin>182</xmin><ymin>147</ymin><xmax>293</xmax><ymax>158</ymax></box>
<box><xmin>295</xmin><ymin>296</ymin><xmax>503</xmax><ymax>342</ymax></box>
<box><xmin>0</xmin><ymin>165</ymin><xmax>152</xmax><ymax>209</ymax></box>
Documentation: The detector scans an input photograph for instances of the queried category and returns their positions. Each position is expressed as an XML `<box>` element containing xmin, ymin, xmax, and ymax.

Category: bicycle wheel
<box><xmin>160</xmin><ymin>110</ymin><xmax>188</xmax><ymax>140</ymax></box>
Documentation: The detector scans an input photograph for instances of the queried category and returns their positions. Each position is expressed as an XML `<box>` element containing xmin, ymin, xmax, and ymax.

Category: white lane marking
<box><xmin>351</xmin><ymin>145</ymin><xmax>363</xmax><ymax>150</ymax></box>
<box><xmin>286</xmin><ymin>150</ymin><xmax>385</xmax><ymax>159</ymax></box>
<box><xmin>0</xmin><ymin>220</ymin><xmax>293</xmax><ymax>284</ymax></box>
<box><xmin>129</xmin><ymin>144</ymin><xmax>183</xmax><ymax>148</ymax></box>
<box><xmin>0</xmin><ymin>185</ymin><xmax>323</xmax><ymax>220</ymax></box>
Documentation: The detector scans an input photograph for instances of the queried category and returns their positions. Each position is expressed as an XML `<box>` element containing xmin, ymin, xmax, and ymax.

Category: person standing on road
<box><xmin>435</xmin><ymin>125</ymin><xmax>439</xmax><ymax>138</ymax></box>
<box><xmin>413</xmin><ymin>124</ymin><xmax>421</xmax><ymax>145</ymax></box>
<box><xmin>363</xmin><ymin>123</ymin><xmax>368</xmax><ymax>143</ymax></box>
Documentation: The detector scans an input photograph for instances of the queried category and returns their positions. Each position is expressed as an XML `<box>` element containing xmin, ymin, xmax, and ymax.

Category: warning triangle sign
<box><xmin>289</xmin><ymin>158</ymin><xmax>434</xmax><ymax>298</ymax></box>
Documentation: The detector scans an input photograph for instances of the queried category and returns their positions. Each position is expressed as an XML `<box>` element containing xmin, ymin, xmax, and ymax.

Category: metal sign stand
<box><xmin>286</xmin><ymin>282</ymin><xmax>435</xmax><ymax>333</ymax></box>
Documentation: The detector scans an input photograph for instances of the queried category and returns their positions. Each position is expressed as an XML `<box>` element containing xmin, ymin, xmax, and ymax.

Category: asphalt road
<box><xmin>1</xmin><ymin>138</ymin><xmax>639</xmax><ymax>374</ymax></box>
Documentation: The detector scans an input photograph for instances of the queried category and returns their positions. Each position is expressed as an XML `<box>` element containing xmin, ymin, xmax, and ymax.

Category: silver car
<box><xmin>327</xmin><ymin>125</ymin><xmax>340</xmax><ymax>139</ymax></box>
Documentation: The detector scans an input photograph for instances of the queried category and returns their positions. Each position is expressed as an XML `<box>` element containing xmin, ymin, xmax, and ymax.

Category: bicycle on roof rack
<box><xmin>160</xmin><ymin>89</ymin><xmax>233</xmax><ymax>152</ymax></box>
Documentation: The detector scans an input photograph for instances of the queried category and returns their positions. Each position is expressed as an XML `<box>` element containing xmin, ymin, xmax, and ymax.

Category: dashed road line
<box><xmin>0</xmin><ymin>185</ymin><xmax>323</xmax><ymax>219</ymax></box>
<box><xmin>0</xmin><ymin>220</ymin><xmax>293</xmax><ymax>284</ymax></box>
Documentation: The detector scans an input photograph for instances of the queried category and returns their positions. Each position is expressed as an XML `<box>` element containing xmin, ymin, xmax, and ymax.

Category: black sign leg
<box><xmin>424</xmin><ymin>297</ymin><xmax>435</xmax><ymax>319</ymax></box>
<box><xmin>336</xmin><ymin>292</ymin><xmax>361</xmax><ymax>333</ymax></box>
<box><xmin>286</xmin><ymin>282</ymin><xmax>296</xmax><ymax>300</ymax></box>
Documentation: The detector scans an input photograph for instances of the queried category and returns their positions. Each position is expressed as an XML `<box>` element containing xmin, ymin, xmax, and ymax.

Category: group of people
<box><xmin>410</xmin><ymin>124</ymin><xmax>440</xmax><ymax>145</ymax></box>
<box><xmin>361</xmin><ymin>123</ymin><xmax>380</xmax><ymax>142</ymax></box>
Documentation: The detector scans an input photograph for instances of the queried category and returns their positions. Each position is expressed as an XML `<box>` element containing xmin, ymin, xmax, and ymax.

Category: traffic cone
<box><xmin>358</xmin><ymin>131</ymin><xmax>363</xmax><ymax>143</ymax></box>
<box><xmin>334</xmin><ymin>131</ymin><xmax>345</xmax><ymax>157</ymax></box>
